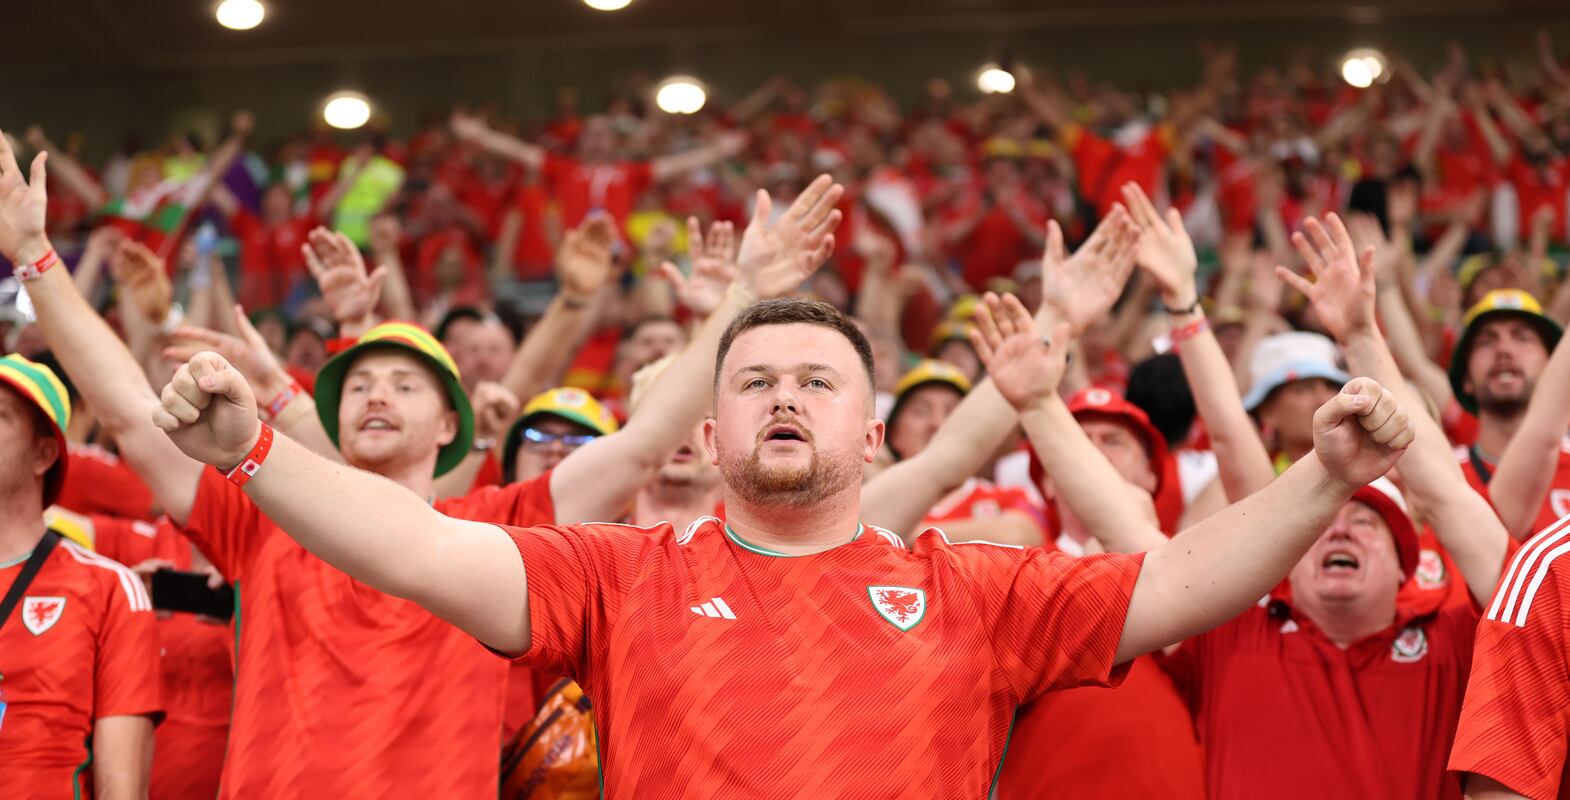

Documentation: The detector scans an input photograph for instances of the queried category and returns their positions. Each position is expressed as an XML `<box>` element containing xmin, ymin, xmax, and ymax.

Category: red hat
<box><xmin>1029</xmin><ymin>387</ymin><xmax>1172</xmax><ymax>509</ymax></box>
<box><xmin>1350</xmin><ymin>477</ymin><xmax>1420</xmax><ymax>581</ymax></box>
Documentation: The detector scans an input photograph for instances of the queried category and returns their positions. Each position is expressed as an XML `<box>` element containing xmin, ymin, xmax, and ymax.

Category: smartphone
<box><xmin>151</xmin><ymin>570</ymin><xmax>235</xmax><ymax>620</ymax></box>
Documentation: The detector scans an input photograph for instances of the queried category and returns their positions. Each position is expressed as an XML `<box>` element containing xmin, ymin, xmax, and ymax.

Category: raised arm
<box><xmin>1486</xmin><ymin>316</ymin><xmax>1570</xmax><ymax>539</ymax></box>
<box><xmin>548</xmin><ymin>175</ymin><xmax>844</xmax><ymax>524</ymax></box>
<box><xmin>22</xmin><ymin>126</ymin><xmax>108</xmax><ymax>209</ymax></box>
<box><xmin>1118</xmin><ymin>378</ymin><xmax>1414</xmax><ymax>662</ymax></box>
<box><xmin>1122</xmin><ymin>182</ymin><xmax>1273</xmax><ymax>502</ymax></box>
<box><xmin>1286</xmin><ymin>212</ymin><xmax>1507</xmax><ymax>599</ymax></box>
<box><xmin>0</xmin><ymin>137</ymin><xmax>206</xmax><ymax>524</ymax></box>
<box><xmin>650</xmin><ymin>131</ymin><xmax>747</xmax><ymax>183</ymax></box>
<box><xmin>497</xmin><ymin>215</ymin><xmax>621</xmax><ymax>402</ymax></box>
<box><xmin>152</xmin><ymin>352</ymin><xmax>531</xmax><ymax>652</ymax></box>
<box><xmin>969</xmin><ymin>292</ymin><xmax>1167</xmax><ymax>554</ymax></box>
<box><xmin>451</xmin><ymin>112</ymin><xmax>545</xmax><ymax>172</ymax></box>
<box><xmin>860</xmin><ymin>210</ymin><xmax>1142</xmax><ymax>539</ymax></box>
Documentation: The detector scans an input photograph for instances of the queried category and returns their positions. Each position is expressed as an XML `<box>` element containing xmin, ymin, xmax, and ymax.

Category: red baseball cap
<box><xmin>1349</xmin><ymin>477</ymin><xmax>1420</xmax><ymax>581</ymax></box>
<box><xmin>1030</xmin><ymin>387</ymin><xmax>1172</xmax><ymax>501</ymax></box>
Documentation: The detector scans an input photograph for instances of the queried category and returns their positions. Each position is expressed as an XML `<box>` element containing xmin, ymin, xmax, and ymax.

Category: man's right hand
<box><xmin>0</xmin><ymin>127</ymin><xmax>50</xmax><ymax>264</ymax></box>
<box><xmin>1276</xmin><ymin>213</ymin><xmax>1376</xmax><ymax>343</ymax></box>
<box><xmin>152</xmin><ymin>352</ymin><xmax>262</xmax><ymax>471</ymax></box>
<box><xmin>734</xmin><ymin>174</ymin><xmax>844</xmax><ymax>299</ymax></box>
<box><xmin>1311</xmin><ymin>377</ymin><xmax>1415</xmax><ymax>493</ymax></box>
<box><xmin>111</xmin><ymin>240</ymin><xmax>175</xmax><ymax>323</ymax></box>
<box><xmin>969</xmin><ymin>291</ymin><xmax>1072</xmax><ymax>412</ymax></box>
<box><xmin>1037</xmin><ymin>206</ymin><xmax>1140</xmax><ymax>335</ymax></box>
<box><xmin>303</xmin><ymin>227</ymin><xmax>385</xmax><ymax>328</ymax></box>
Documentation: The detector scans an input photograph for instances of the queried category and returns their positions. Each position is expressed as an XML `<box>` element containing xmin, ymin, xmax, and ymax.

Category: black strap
<box><xmin>0</xmin><ymin>531</ymin><xmax>61</xmax><ymax>633</ymax></box>
<box><xmin>1469</xmin><ymin>445</ymin><xmax>1495</xmax><ymax>486</ymax></box>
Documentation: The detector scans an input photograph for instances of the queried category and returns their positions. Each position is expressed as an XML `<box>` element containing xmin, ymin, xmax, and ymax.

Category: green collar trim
<box><xmin>723</xmin><ymin>523</ymin><xmax>864</xmax><ymax>557</ymax></box>
<box><xmin>0</xmin><ymin>550</ymin><xmax>32</xmax><ymax>569</ymax></box>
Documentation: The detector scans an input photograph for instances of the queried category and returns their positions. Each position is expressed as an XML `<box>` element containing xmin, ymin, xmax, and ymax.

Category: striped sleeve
<box><xmin>1449</xmin><ymin>517</ymin><xmax>1570</xmax><ymax>799</ymax></box>
<box><xmin>64</xmin><ymin>544</ymin><xmax>163</xmax><ymax>722</ymax></box>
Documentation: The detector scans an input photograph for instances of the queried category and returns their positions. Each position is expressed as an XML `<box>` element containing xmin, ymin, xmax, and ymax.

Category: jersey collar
<box><xmin>723</xmin><ymin>522</ymin><xmax>866</xmax><ymax>558</ymax></box>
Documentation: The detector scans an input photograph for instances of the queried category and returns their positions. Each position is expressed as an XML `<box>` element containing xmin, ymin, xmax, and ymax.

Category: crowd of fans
<box><xmin>3</xmin><ymin>30</ymin><xmax>1570</xmax><ymax>800</ymax></box>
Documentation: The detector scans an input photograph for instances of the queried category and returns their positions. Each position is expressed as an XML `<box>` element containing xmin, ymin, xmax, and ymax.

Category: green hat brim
<box><xmin>314</xmin><ymin>341</ymin><xmax>474</xmax><ymax>477</ymax></box>
<box><xmin>1448</xmin><ymin>309</ymin><xmax>1564</xmax><ymax>415</ymax></box>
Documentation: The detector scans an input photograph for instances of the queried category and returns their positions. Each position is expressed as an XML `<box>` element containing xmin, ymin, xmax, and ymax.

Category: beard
<box><xmin>719</xmin><ymin>431</ymin><xmax>858</xmax><ymax>508</ymax></box>
<box><xmin>1475</xmin><ymin>376</ymin><xmax>1534</xmax><ymax>418</ymax></box>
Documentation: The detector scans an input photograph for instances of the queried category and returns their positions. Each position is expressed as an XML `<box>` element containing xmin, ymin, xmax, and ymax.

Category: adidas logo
<box><xmin>690</xmin><ymin>597</ymin><xmax>736</xmax><ymax>619</ymax></box>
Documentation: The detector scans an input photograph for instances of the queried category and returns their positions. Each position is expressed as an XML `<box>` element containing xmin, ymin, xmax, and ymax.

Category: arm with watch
<box><xmin>431</xmin><ymin>381</ymin><xmax>519</xmax><ymax>499</ymax></box>
<box><xmin>1121</xmin><ymin>182</ymin><xmax>1276</xmax><ymax>503</ymax></box>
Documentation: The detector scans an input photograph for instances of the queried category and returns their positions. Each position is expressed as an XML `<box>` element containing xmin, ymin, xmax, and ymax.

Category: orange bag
<box><xmin>500</xmin><ymin>679</ymin><xmax>601</xmax><ymax>800</ymax></box>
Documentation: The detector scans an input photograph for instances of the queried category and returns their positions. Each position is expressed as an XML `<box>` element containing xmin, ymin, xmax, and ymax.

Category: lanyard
<box><xmin>1469</xmin><ymin>445</ymin><xmax>1495</xmax><ymax>486</ymax></box>
<box><xmin>0</xmin><ymin>531</ymin><xmax>61</xmax><ymax>634</ymax></box>
<box><xmin>0</xmin><ymin>531</ymin><xmax>61</xmax><ymax>732</ymax></box>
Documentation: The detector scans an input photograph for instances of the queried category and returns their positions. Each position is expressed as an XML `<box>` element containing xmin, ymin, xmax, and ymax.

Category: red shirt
<box><xmin>1507</xmin><ymin>153</ymin><xmax>1570</xmax><ymax>242</ymax></box>
<box><xmin>1458</xmin><ymin>437</ymin><xmax>1570</xmax><ymax>536</ymax></box>
<box><xmin>412</xmin><ymin>226</ymin><xmax>486</xmax><ymax>299</ymax></box>
<box><xmin>229</xmin><ymin>209</ymin><xmax>314</xmax><ymax>309</ymax></box>
<box><xmin>922</xmin><ymin>478</ymin><xmax>1047</xmax><ymax>535</ymax></box>
<box><xmin>1160</xmin><ymin>599</ymin><xmax>1479</xmax><ymax>799</ymax></box>
<box><xmin>55</xmin><ymin>443</ymin><xmax>156</xmax><ymax>522</ymax></box>
<box><xmin>499</xmin><ymin>517</ymin><xmax>1144</xmax><ymax>798</ymax></box>
<box><xmin>998</xmin><ymin>657</ymin><xmax>1205</xmax><ymax>799</ymax></box>
<box><xmin>944</xmin><ymin>190</ymin><xmax>1049</xmax><ymax>290</ymax></box>
<box><xmin>508</xmin><ymin>182</ymin><xmax>558</xmax><ymax>279</ymax></box>
<box><xmin>0</xmin><ymin>535</ymin><xmax>161</xmax><ymax>800</ymax></box>
<box><xmin>542</xmin><ymin>153</ymin><xmax>653</xmax><ymax>229</ymax></box>
<box><xmin>92</xmin><ymin>515</ymin><xmax>232</xmax><ymax>800</ymax></box>
<box><xmin>181</xmin><ymin>468</ymin><xmax>555</xmax><ymax>798</ymax></box>
<box><xmin>1451</xmin><ymin>528</ymin><xmax>1570</xmax><ymax>798</ymax></box>
<box><xmin>1064</xmin><ymin>123</ymin><xmax>1175</xmax><ymax>216</ymax></box>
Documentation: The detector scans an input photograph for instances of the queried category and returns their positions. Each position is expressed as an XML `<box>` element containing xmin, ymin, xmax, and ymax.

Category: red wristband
<box><xmin>225</xmin><ymin>424</ymin><xmax>275</xmax><ymax>488</ymax></box>
<box><xmin>262</xmin><ymin>380</ymin><xmax>304</xmax><ymax>421</ymax></box>
<box><xmin>1169</xmin><ymin>317</ymin><xmax>1209</xmax><ymax>348</ymax></box>
<box><xmin>14</xmin><ymin>248</ymin><xmax>59</xmax><ymax>281</ymax></box>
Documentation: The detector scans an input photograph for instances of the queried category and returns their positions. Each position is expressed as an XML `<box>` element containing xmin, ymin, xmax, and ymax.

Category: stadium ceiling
<box><xmin>7</xmin><ymin>0</ymin><xmax>1565</xmax><ymax>72</ymax></box>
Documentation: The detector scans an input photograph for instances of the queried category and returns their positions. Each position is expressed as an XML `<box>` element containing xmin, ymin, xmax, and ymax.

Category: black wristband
<box><xmin>1162</xmin><ymin>297</ymin><xmax>1201</xmax><ymax>315</ymax></box>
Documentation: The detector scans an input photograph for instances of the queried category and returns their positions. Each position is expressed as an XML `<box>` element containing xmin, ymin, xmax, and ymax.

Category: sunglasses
<box><xmin>521</xmin><ymin>427</ymin><xmax>599</xmax><ymax>449</ymax></box>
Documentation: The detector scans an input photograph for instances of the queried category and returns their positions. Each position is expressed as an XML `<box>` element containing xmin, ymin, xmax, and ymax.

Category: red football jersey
<box><xmin>1160</xmin><ymin>599</ymin><xmax>1478</xmax><ymax>799</ymax></box>
<box><xmin>1458</xmin><ymin>437</ymin><xmax>1570</xmax><ymax>536</ymax></box>
<box><xmin>997</xmin><ymin>656</ymin><xmax>1205</xmax><ymax>799</ymax></box>
<box><xmin>1450</xmin><ymin>521</ymin><xmax>1570</xmax><ymax>798</ymax></box>
<box><xmin>542</xmin><ymin>154</ymin><xmax>654</xmax><ymax>229</ymax></box>
<box><xmin>55</xmin><ymin>442</ymin><xmax>157</xmax><ymax>522</ymax></box>
<box><xmin>0</xmin><ymin>535</ymin><xmax>161</xmax><ymax>800</ymax></box>
<box><xmin>92</xmin><ymin>514</ymin><xmax>233</xmax><ymax>800</ymax></box>
<box><xmin>498</xmin><ymin>516</ymin><xmax>1144</xmax><ymax>798</ymax></box>
<box><xmin>923</xmin><ymin>478</ymin><xmax>1048</xmax><ymax>536</ymax></box>
<box><xmin>181</xmin><ymin>468</ymin><xmax>556</xmax><ymax>798</ymax></box>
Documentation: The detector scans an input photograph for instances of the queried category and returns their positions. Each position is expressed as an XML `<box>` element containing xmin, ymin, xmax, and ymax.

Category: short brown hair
<box><xmin>715</xmin><ymin>298</ymin><xmax>876</xmax><ymax>401</ymax></box>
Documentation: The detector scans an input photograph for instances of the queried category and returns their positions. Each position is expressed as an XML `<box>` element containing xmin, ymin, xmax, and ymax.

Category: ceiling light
<box><xmin>656</xmin><ymin>77</ymin><xmax>707</xmax><ymax>115</ymax></box>
<box><xmin>977</xmin><ymin>65</ymin><xmax>1017</xmax><ymax>95</ymax></box>
<box><xmin>583</xmin><ymin>0</ymin><xmax>633</xmax><ymax>10</ymax></box>
<box><xmin>215</xmin><ymin>0</ymin><xmax>265</xmax><ymax>30</ymax></box>
<box><xmin>323</xmin><ymin>92</ymin><xmax>372</xmax><ymax>130</ymax></box>
<box><xmin>1341</xmin><ymin>48</ymin><xmax>1386</xmax><ymax>88</ymax></box>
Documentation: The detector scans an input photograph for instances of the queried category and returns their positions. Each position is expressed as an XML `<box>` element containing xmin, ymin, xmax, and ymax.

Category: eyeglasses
<box><xmin>521</xmin><ymin>427</ymin><xmax>599</xmax><ymax>450</ymax></box>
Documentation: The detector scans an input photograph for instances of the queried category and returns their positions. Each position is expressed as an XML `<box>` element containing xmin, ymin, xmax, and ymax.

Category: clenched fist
<box><xmin>151</xmin><ymin>352</ymin><xmax>262</xmax><ymax>471</ymax></box>
<box><xmin>1311</xmin><ymin>377</ymin><xmax>1415</xmax><ymax>491</ymax></box>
